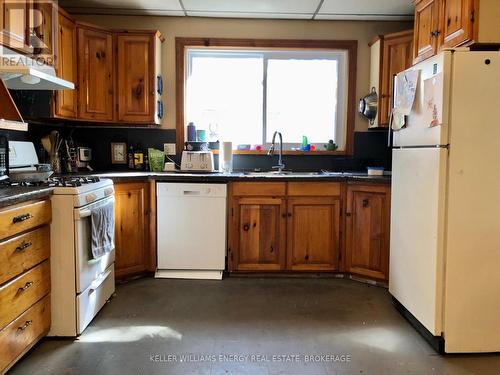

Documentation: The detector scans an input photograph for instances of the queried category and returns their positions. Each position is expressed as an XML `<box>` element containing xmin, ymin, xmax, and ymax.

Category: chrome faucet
<box><xmin>268</xmin><ymin>131</ymin><xmax>285</xmax><ymax>173</ymax></box>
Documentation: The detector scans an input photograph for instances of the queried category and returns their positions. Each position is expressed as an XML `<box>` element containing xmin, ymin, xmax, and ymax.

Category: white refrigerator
<box><xmin>389</xmin><ymin>49</ymin><xmax>500</xmax><ymax>353</ymax></box>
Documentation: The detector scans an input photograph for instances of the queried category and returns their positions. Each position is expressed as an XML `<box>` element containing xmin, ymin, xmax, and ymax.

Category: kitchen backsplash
<box><xmin>2</xmin><ymin>125</ymin><xmax>391</xmax><ymax>172</ymax></box>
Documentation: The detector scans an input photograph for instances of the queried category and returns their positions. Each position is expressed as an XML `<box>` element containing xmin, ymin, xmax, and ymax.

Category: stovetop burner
<box><xmin>49</xmin><ymin>176</ymin><xmax>101</xmax><ymax>187</ymax></box>
<box><xmin>2</xmin><ymin>176</ymin><xmax>101</xmax><ymax>188</ymax></box>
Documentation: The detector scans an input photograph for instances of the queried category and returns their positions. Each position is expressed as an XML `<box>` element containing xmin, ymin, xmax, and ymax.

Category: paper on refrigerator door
<box><xmin>394</xmin><ymin>70</ymin><xmax>419</xmax><ymax>116</ymax></box>
<box><xmin>423</xmin><ymin>72</ymin><xmax>443</xmax><ymax>127</ymax></box>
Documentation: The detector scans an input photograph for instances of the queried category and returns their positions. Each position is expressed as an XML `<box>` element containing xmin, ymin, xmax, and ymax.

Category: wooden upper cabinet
<box><xmin>77</xmin><ymin>25</ymin><xmax>114</xmax><ymax>121</ymax></box>
<box><xmin>439</xmin><ymin>0</ymin><xmax>475</xmax><ymax>49</ymax></box>
<box><xmin>113</xmin><ymin>181</ymin><xmax>151</xmax><ymax>278</ymax></box>
<box><xmin>54</xmin><ymin>9</ymin><xmax>77</xmax><ymax>118</ymax></box>
<box><xmin>345</xmin><ymin>184</ymin><xmax>391</xmax><ymax>281</ymax></box>
<box><xmin>413</xmin><ymin>0</ymin><xmax>440</xmax><ymax>64</ymax></box>
<box><xmin>116</xmin><ymin>33</ymin><xmax>156</xmax><ymax>123</ymax></box>
<box><xmin>286</xmin><ymin>196</ymin><xmax>340</xmax><ymax>271</ymax></box>
<box><xmin>229</xmin><ymin>196</ymin><xmax>287</xmax><ymax>271</ymax></box>
<box><xmin>371</xmin><ymin>30</ymin><xmax>413</xmax><ymax>128</ymax></box>
<box><xmin>1</xmin><ymin>0</ymin><xmax>29</xmax><ymax>52</ymax></box>
<box><xmin>30</xmin><ymin>0</ymin><xmax>55</xmax><ymax>59</ymax></box>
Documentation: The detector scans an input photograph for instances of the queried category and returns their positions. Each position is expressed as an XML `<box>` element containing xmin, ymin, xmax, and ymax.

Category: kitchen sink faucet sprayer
<box><xmin>268</xmin><ymin>131</ymin><xmax>285</xmax><ymax>173</ymax></box>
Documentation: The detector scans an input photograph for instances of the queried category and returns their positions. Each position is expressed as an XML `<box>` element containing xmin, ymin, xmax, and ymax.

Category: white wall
<box><xmin>75</xmin><ymin>15</ymin><xmax>412</xmax><ymax>131</ymax></box>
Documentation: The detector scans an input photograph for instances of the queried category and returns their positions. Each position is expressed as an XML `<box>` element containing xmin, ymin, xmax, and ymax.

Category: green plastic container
<box><xmin>148</xmin><ymin>148</ymin><xmax>165</xmax><ymax>172</ymax></box>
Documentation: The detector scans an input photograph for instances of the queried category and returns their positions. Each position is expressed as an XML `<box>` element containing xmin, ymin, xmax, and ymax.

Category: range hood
<box><xmin>0</xmin><ymin>48</ymin><xmax>74</xmax><ymax>90</ymax></box>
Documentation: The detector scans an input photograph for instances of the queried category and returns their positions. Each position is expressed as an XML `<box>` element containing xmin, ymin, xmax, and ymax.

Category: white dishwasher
<box><xmin>156</xmin><ymin>182</ymin><xmax>227</xmax><ymax>280</ymax></box>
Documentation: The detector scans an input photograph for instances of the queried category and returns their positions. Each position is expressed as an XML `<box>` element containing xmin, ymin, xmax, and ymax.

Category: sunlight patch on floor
<box><xmin>78</xmin><ymin>326</ymin><xmax>182</xmax><ymax>343</ymax></box>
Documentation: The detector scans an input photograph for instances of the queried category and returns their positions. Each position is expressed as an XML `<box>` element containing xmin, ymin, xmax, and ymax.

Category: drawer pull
<box><xmin>15</xmin><ymin>241</ymin><xmax>33</xmax><ymax>253</ymax></box>
<box><xmin>18</xmin><ymin>281</ymin><xmax>34</xmax><ymax>293</ymax></box>
<box><xmin>18</xmin><ymin>320</ymin><xmax>33</xmax><ymax>331</ymax></box>
<box><xmin>12</xmin><ymin>213</ymin><xmax>33</xmax><ymax>223</ymax></box>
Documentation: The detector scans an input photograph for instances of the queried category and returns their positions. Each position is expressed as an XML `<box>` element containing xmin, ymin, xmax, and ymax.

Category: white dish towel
<box><xmin>90</xmin><ymin>200</ymin><xmax>115</xmax><ymax>259</ymax></box>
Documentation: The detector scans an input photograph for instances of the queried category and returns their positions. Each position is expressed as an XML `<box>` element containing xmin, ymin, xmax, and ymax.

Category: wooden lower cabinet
<box><xmin>113</xmin><ymin>180</ymin><xmax>156</xmax><ymax>279</ymax></box>
<box><xmin>286</xmin><ymin>197</ymin><xmax>340</xmax><ymax>271</ymax></box>
<box><xmin>228</xmin><ymin>182</ymin><xmax>342</xmax><ymax>273</ymax></box>
<box><xmin>345</xmin><ymin>184</ymin><xmax>391</xmax><ymax>281</ymax></box>
<box><xmin>0</xmin><ymin>198</ymin><xmax>51</xmax><ymax>374</ymax></box>
<box><xmin>229</xmin><ymin>196</ymin><xmax>286</xmax><ymax>271</ymax></box>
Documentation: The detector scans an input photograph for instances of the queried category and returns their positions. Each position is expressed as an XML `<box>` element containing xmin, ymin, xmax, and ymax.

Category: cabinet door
<box><xmin>30</xmin><ymin>0</ymin><xmax>54</xmax><ymax>59</ymax></box>
<box><xmin>229</xmin><ymin>197</ymin><xmax>286</xmax><ymax>271</ymax></box>
<box><xmin>1</xmin><ymin>0</ymin><xmax>29</xmax><ymax>52</ymax></box>
<box><xmin>286</xmin><ymin>197</ymin><xmax>340</xmax><ymax>271</ymax></box>
<box><xmin>413</xmin><ymin>0</ymin><xmax>440</xmax><ymax>64</ymax></box>
<box><xmin>114</xmin><ymin>181</ymin><xmax>150</xmax><ymax>278</ymax></box>
<box><xmin>345</xmin><ymin>184</ymin><xmax>391</xmax><ymax>281</ymax></box>
<box><xmin>439</xmin><ymin>0</ymin><xmax>475</xmax><ymax>49</ymax></box>
<box><xmin>379</xmin><ymin>31</ymin><xmax>413</xmax><ymax>126</ymax></box>
<box><xmin>77</xmin><ymin>26</ymin><xmax>114</xmax><ymax>121</ymax></box>
<box><xmin>54</xmin><ymin>10</ymin><xmax>77</xmax><ymax>118</ymax></box>
<box><xmin>116</xmin><ymin>33</ymin><xmax>155</xmax><ymax>123</ymax></box>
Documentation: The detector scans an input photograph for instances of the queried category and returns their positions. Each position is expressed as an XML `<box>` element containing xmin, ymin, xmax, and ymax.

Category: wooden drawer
<box><xmin>231</xmin><ymin>182</ymin><xmax>286</xmax><ymax>197</ymax></box>
<box><xmin>0</xmin><ymin>226</ymin><xmax>50</xmax><ymax>285</ymax></box>
<box><xmin>0</xmin><ymin>261</ymin><xmax>50</xmax><ymax>331</ymax></box>
<box><xmin>287</xmin><ymin>182</ymin><xmax>341</xmax><ymax>196</ymax></box>
<box><xmin>0</xmin><ymin>295</ymin><xmax>50</xmax><ymax>374</ymax></box>
<box><xmin>0</xmin><ymin>200</ymin><xmax>51</xmax><ymax>240</ymax></box>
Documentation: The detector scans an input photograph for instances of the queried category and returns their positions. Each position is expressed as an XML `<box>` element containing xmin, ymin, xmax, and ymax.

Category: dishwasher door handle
<box><xmin>183</xmin><ymin>190</ymin><xmax>202</xmax><ymax>196</ymax></box>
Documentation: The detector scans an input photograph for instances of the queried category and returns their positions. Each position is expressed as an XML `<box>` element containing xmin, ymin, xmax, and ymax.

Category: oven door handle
<box><xmin>75</xmin><ymin>196</ymin><xmax>115</xmax><ymax>221</ymax></box>
<box><xmin>88</xmin><ymin>268</ymin><xmax>112</xmax><ymax>294</ymax></box>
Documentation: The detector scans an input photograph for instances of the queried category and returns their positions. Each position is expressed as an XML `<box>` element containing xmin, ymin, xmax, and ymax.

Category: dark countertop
<box><xmin>0</xmin><ymin>186</ymin><xmax>53</xmax><ymax>209</ymax></box>
<box><xmin>73</xmin><ymin>171</ymin><xmax>391</xmax><ymax>184</ymax></box>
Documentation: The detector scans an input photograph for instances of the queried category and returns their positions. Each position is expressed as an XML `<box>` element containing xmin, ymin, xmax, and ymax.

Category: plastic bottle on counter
<box><xmin>187</xmin><ymin>122</ymin><xmax>197</xmax><ymax>142</ymax></box>
<box><xmin>143</xmin><ymin>153</ymin><xmax>150</xmax><ymax>171</ymax></box>
<box><xmin>128</xmin><ymin>145</ymin><xmax>135</xmax><ymax>169</ymax></box>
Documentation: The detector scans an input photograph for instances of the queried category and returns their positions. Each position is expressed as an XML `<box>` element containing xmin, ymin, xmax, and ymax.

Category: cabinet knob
<box><xmin>242</xmin><ymin>223</ymin><xmax>249</xmax><ymax>231</ymax></box>
<box><xmin>15</xmin><ymin>241</ymin><xmax>32</xmax><ymax>253</ymax></box>
<box><xmin>18</xmin><ymin>320</ymin><xmax>33</xmax><ymax>331</ymax></box>
<box><xmin>346</xmin><ymin>212</ymin><xmax>352</xmax><ymax>217</ymax></box>
<box><xmin>362</xmin><ymin>199</ymin><xmax>369</xmax><ymax>208</ymax></box>
<box><xmin>12</xmin><ymin>213</ymin><xmax>33</xmax><ymax>223</ymax></box>
<box><xmin>304</xmin><ymin>254</ymin><xmax>309</xmax><ymax>261</ymax></box>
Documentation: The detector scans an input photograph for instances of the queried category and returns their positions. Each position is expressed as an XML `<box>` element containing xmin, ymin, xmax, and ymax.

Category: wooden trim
<box><xmin>368</xmin><ymin>35</ymin><xmax>383</xmax><ymax>47</ymax></box>
<box><xmin>175</xmin><ymin>37</ymin><xmax>358</xmax><ymax>155</ymax></box>
<box><xmin>211</xmin><ymin>149</ymin><xmax>346</xmax><ymax>156</ymax></box>
<box><xmin>287</xmin><ymin>182</ymin><xmax>341</xmax><ymax>197</ymax></box>
<box><xmin>147</xmin><ymin>180</ymin><xmax>156</xmax><ymax>272</ymax></box>
<box><xmin>230</xmin><ymin>181</ymin><xmax>286</xmax><ymax>196</ymax></box>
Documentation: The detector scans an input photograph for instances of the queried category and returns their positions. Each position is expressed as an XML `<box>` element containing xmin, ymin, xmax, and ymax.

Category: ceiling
<box><xmin>59</xmin><ymin>0</ymin><xmax>414</xmax><ymax>21</ymax></box>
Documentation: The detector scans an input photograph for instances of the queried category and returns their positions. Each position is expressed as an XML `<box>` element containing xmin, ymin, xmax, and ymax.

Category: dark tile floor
<box><xmin>9</xmin><ymin>278</ymin><xmax>500</xmax><ymax>375</ymax></box>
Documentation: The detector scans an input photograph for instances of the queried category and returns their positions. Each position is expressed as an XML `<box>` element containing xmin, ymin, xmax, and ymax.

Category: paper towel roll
<box><xmin>219</xmin><ymin>141</ymin><xmax>233</xmax><ymax>172</ymax></box>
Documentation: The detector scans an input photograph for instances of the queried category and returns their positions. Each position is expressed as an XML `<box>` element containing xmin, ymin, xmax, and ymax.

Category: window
<box><xmin>177</xmin><ymin>38</ymin><xmax>357</xmax><ymax>154</ymax></box>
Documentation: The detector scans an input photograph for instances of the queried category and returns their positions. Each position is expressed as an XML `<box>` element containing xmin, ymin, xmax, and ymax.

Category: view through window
<box><xmin>186</xmin><ymin>48</ymin><xmax>348</xmax><ymax>150</ymax></box>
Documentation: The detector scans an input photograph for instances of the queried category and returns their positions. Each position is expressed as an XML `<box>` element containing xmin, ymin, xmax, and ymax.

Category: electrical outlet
<box><xmin>164</xmin><ymin>143</ymin><xmax>176</xmax><ymax>155</ymax></box>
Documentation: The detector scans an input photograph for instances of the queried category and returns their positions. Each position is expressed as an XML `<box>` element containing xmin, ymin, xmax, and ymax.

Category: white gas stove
<box><xmin>8</xmin><ymin>141</ymin><xmax>116</xmax><ymax>336</ymax></box>
<box><xmin>49</xmin><ymin>176</ymin><xmax>116</xmax><ymax>337</ymax></box>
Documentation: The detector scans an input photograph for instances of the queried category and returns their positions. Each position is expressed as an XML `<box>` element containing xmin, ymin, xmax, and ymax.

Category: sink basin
<box><xmin>242</xmin><ymin>171</ymin><xmax>324</xmax><ymax>177</ymax></box>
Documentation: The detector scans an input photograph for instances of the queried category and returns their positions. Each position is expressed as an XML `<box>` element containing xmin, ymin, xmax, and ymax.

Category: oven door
<box><xmin>74</xmin><ymin>195</ymin><xmax>115</xmax><ymax>294</ymax></box>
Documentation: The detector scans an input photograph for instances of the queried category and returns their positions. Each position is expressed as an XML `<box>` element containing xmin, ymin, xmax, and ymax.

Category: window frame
<box><xmin>176</xmin><ymin>37</ymin><xmax>358</xmax><ymax>155</ymax></box>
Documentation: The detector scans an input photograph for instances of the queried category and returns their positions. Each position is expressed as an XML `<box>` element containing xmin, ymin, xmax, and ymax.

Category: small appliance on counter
<box><xmin>8</xmin><ymin>141</ymin><xmax>53</xmax><ymax>182</ymax></box>
<box><xmin>77</xmin><ymin>146</ymin><xmax>93</xmax><ymax>171</ymax></box>
<box><xmin>0</xmin><ymin>135</ymin><xmax>8</xmax><ymax>182</ymax></box>
<box><xmin>180</xmin><ymin>150</ymin><xmax>215</xmax><ymax>172</ymax></box>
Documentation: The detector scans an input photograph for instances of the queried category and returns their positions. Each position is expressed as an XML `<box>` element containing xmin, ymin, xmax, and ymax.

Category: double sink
<box><xmin>238</xmin><ymin>170</ymin><xmax>366</xmax><ymax>178</ymax></box>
